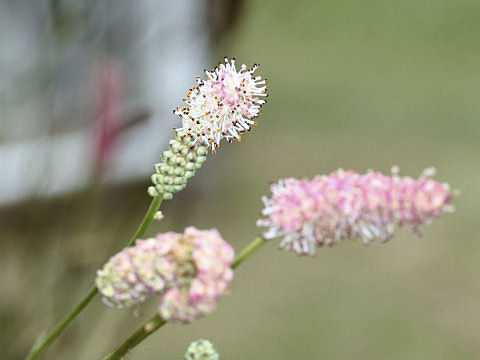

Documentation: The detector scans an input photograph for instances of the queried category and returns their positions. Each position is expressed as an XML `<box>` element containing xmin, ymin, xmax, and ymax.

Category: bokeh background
<box><xmin>2</xmin><ymin>0</ymin><xmax>479</xmax><ymax>359</ymax></box>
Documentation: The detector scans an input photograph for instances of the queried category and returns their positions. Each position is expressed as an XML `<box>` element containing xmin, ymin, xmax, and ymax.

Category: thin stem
<box><xmin>26</xmin><ymin>286</ymin><xmax>98</xmax><ymax>360</ymax></box>
<box><xmin>127</xmin><ymin>195</ymin><xmax>163</xmax><ymax>247</ymax></box>
<box><xmin>25</xmin><ymin>195</ymin><xmax>163</xmax><ymax>360</ymax></box>
<box><xmin>102</xmin><ymin>315</ymin><xmax>166</xmax><ymax>360</ymax></box>
<box><xmin>102</xmin><ymin>236</ymin><xmax>267</xmax><ymax>360</ymax></box>
<box><xmin>232</xmin><ymin>236</ymin><xmax>266</xmax><ymax>269</ymax></box>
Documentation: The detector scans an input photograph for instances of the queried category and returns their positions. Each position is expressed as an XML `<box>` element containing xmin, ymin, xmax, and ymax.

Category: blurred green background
<box><xmin>2</xmin><ymin>0</ymin><xmax>480</xmax><ymax>359</ymax></box>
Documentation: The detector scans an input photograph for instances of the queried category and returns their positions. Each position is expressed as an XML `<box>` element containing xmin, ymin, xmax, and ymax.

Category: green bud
<box><xmin>171</xmin><ymin>143</ymin><xmax>183</xmax><ymax>154</ymax></box>
<box><xmin>175</xmin><ymin>157</ymin><xmax>186</xmax><ymax>167</ymax></box>
<box><xmin>162</xmin><ymin>150</ymin><xmax>174</xmax><ymax>161</ymax></box>
<box><xmin>185</xmin><ymin>171</ymin><xmax>195</xmax><ymax>179</ymax></box>
<box><xmin>163</xmin><ymin>192</ymin><xmax>173</xmax><ymax>200</ymax></box>
<box><xmin>186</xmin><ymin>152</ymin><xmax>197</xmax><ymax>162</ymax></box>
<box><xmin>196</xmin><ymin>156</ymin><xmax>207</xmax><ymax>164</ymax></box>
<box><xmin>196</xmin><ymin>146</ymin><xmax>208</xmax><ymax>156</ymax></box>
<box><xmin>195</xmin><ymin>162</ymin><xmax>202</xmax><ymax>170</ymax></box>
<box><xmin>155</xmin><ymin>184</ymin><xmax>164</xmax><ymax>193</ymax></box>
<box><xmin>174</xmin><ymin>167</ymin><xmax>185</xmax><ymax>176</ymax></box>
<box><xmin>164</xmin><ymin>185</ymin><xmax>174</xmax><ymax>193</ymax></box>
<box><xmin>174</xmin><ymin>177</ymin><xmax>186</xmax><ymax>185</ymax></box>
<box><xmin>147</xmin><ymin>186</ymin><xmax>158</xmax><ymax>197</ymax></box>
<box><xmin>165</xmin><ymin>165</ymin><xmax>175</xmax><ymax>175</ymax></box>
<box><xmin>151</xmin><ymin>174</ymin><xmax>162</xmax><ymax>184</ymax></box>
<box><xmin>163</xmin><ymin>176</ymin><xmax>173</xmax><ymax>185</ymax></box>
<box><xmin>154</xmin><ymin>163</ymin><xmax>163</xmax><ymax>173</ymax></box>
<box><xmin>173</xmin><ymin>184</ymin><xmax>185</xmax><ymax>192</ymax></box>
<box><xmin>185</xmin><ymin>162</ymin><xmax>196</xmax><ymax>171</ymax></box>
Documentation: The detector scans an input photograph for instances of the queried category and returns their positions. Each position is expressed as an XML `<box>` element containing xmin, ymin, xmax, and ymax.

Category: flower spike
<box><xmin>148</xmin><ymin>57</ymin><xmax>267</xmax><ymax>200</ymax></box>
<box><xmin>96</xmin><ymin>227</ymin><xmax>234</xmax><ymax>323</ymax></box>
<box><xmin>257</xmin><ymin>168</ymin><xmax>453</xmax><ymax>256</ymax></box>
<box><xmin>174</xmin><ymin>57</ymin><xmax>267</xmax><ymax>151</ymax></box>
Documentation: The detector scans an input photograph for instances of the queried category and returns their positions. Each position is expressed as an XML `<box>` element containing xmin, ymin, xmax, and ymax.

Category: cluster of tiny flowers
<box><xmin>148</xmin><ymin>131</ymin><xmax>208</xmax><ymax>199</ymax></box>
<box><xmin>159</xmin><ymin>227</ymin><xmax>234</xmax><ymax>323</ymax></box>
<box><xmin>257</xmin><ymin>168</ymin><xmax>453</xmax><ymax>256</ymax></box>
<box><xmin>95</xmin><ymin>236</ymin><xmax>179</xmax><ymax>308</ymax></box>
<box><xmin>185</xmin><ymin>339</ymin><xmax>219</xmax><ymax>360</ymax></box>
<box><xmin>96</xmin><ymin>227</ymin><xmax>234</xmax><ymax>323</ymax></box>
<box><xmin>174</xmin><ymin>57</ymin><xmax>267</xmax><ymax>152</ymax></box>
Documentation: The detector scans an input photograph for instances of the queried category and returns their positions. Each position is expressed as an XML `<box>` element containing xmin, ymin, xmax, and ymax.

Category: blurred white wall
<box><xmin>0</xmin><ymin>0</ymin><xmax>210</xmax><ymax>205</ymax></box>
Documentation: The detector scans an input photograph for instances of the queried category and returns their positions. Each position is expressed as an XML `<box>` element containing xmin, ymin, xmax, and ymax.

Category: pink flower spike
<box><xmin>257</xmin><ymin>168</ymin><xmax>453</xmax><ymax>256</ymax></box>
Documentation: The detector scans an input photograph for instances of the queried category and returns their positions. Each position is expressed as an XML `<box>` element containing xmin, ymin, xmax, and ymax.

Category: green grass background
<box><xmin>2</xmin><ymin>0</ymin><xmax>480</xmax><ymax>359</ymax></box>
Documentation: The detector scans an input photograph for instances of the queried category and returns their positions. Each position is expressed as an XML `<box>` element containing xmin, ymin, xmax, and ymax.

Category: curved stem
<box><xmin>102</xmin><ymin>315</ymin><xmax>166</xmax><ymax>360</ymax></box>
<box><xmin>102</xmin><ymin>236</ymin><xmax>267</xmax><ymax>360</ymax></box>
<box><xmin>25</xmin><ymin>195</ymin><xmax>163</xmax><ymax>360</ymax></box>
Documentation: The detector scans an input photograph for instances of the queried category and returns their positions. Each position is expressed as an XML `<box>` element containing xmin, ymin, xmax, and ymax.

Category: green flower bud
<box><xmin>175</xmin><ymin>157</ymin><xmax>186</xmax><ymax>167</ymax></box>
<box><xmin>185</xmin><ymin>171</ymin><xmax>195</xmax><ymax>179</ymax></box>
<box><xmin>174</xmin><ymin>177</ymin><xmax>186</xmax><ymax>185</ymax></box>
<box><xmin>185</xmin><ymin>163</ymin><xmax>196</xmax><ymax>171</ymax></box>
<box><xmin>163</xmin><ymin>192</ymin><xmax>173</xmax><ymax>200</ymax></box>
<box><xmin>151</xmin><ymin>174</ymin><xmax>162</xmax><ymax>185</ymax></box>
<box><xmin>147</xmin><ymin>186</ymin><xmax>158</xmax><ymax>197</ymax></box>
<box><xmin>174</xmin><ymin>167</ymin><xmax>185</xmax><ymax>176</ymax></box>
<box><xmin>186</xmin><ymin>152</ymin><xmax>197</xmax><ymax>162</ymax></box>
<box><xmin>196</xmin><ymin>156</ymin><xmax>207</xmax><ymax>164</ymax></box>
<box><xmin>163</xmin><ymin>176</ymin><xmax>173</xmax><ymax>185</ymax></box>
<box><xmin>196</xmin><ymin>146</ymin><xmax>208</xmax><ymax>156</ymax></box>
<box><xmin>173</xmin><ymin>184</ymin><xmax>185</xmax><ymax>192</ymax></box>
<box><xmin>165</xmin><ymin>165</ymin><xmax>175</xmax><ymax>175</ymax></box>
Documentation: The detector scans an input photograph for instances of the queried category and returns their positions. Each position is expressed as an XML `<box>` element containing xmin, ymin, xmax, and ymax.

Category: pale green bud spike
<box><xmin>149</xmin><ymin>132</ymin><xmax>208</xmax><ymax>199</ymax></box>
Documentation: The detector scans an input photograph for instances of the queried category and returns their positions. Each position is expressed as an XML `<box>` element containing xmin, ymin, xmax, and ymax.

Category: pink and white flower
<box><xmin>257</xmin><ymin>168</ymin><xmax>453</xmax><ymax>256</ymax></box>
<box><xmin>174</xmin><ymin>58</ymin><xmax>267</xmax><ymax>152</ymax></box>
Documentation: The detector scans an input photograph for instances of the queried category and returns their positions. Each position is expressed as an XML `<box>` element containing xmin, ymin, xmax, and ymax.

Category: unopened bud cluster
<box><xmin>148</xmin><ymin>131</ymin><xmax>208</xmax><ymax>200</ymax></box>
<box><xmin>185</xmin><ymin>339</ymin><xmax>219</xmax><ymax>360</ymax></box>
<box><xmin>96</xmin><ymin>227</ymin><xmax>234</xmax><ymax>323</ymax></box>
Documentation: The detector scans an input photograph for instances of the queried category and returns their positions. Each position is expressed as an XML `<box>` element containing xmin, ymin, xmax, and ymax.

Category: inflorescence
<box><xmin>174</xmin><ymin>57</ymin><xmax>267</xmax><ymax>151</ymax></box>
<box><xmin>185</xmin><ymin>339</ymin><xmax>220</xmax><ymax>360</ymax></box>
<box><xmin>96</xmin><ymin>227</ymin><xmax>234</xmax><ymax>323</ymax></box>
<box><xmin>148</xmin><ymin>58</ymin><xmax>267</xmax><ymax>200</ymax></box>
<box><xmin>257</xmin><ymin>167</ymin><xmax>453</xmax><ymax>256</ymax></box>
<box><xmin>148</xmin><ymin>131</ymin><xmax>208</xmax><ymax>200</ymax></box>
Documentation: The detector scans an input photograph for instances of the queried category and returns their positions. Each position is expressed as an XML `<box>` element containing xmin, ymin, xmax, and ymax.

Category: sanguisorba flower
<box><xmin>148</xmin><ymin>58</ymin><xmax>267</xmax><ymax>200</ymax></box>
<box><xmin>159</xmin><ymin>227</ymin><xmax>234</xmax><ymax>323</ymax></box>
<box><xmin>185</xmin><ymin>339</ymin><xmax>219</xmax><ymax>360</ymax></box>
<box><xmin>174</xmin><ymin>57</ymin><xmax>267</xmax><ymax>152</ymax></box>
<box><xmin>257</xmin><ymin>168</ymin><xmax>453</xmax><ymax>256</ymax></box>
<box><xmin>96</xmin><ymin>227</ymin><xmax>234</xmax><ymax>322</ymax></box>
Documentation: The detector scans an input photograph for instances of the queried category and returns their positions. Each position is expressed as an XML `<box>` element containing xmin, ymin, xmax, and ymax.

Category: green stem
<box><xmin>232</xmin><ymin>236</ymin><xmax>266</xmax><ymax>269</ymax></box>
<box><xmin>25</xmin><ymin>195</ymin><xmax>163</xmax><ymax>360</ymax></box>
<box><xmin>127</xmin><ymin>195</ymin><xmax>163</xmax><ymax>247</ymax></box>
<box><xmin>102</xmin><ymin>236</ymin><xmax>267</xmax><ymax>360</ymax></box>
<box><xmin>102</xmin><ymin>315</ymin><xmax>166</xmax><ymax>360</ymax></box>
<box><xmin>26</xmin><ymin>286</ymin><xmax>98</xmax><ymax>360</ymax></box>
